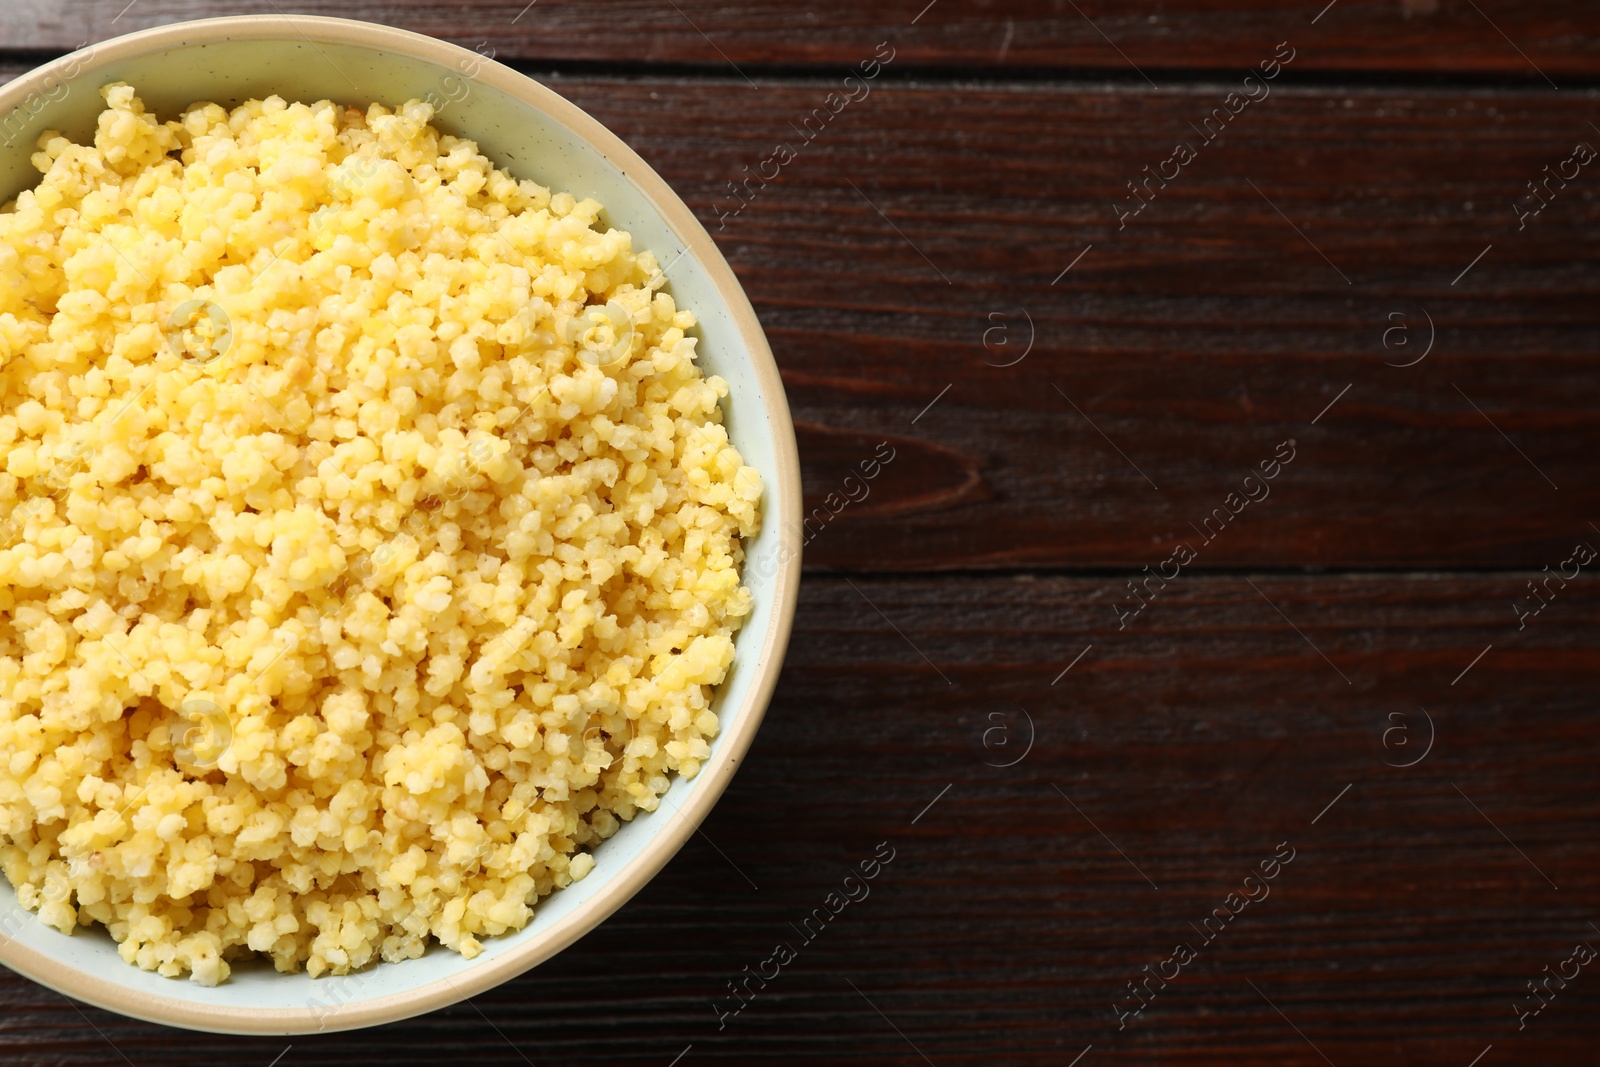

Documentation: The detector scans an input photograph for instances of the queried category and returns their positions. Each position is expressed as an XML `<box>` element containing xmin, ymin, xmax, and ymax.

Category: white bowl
<box><xmin>0</xmin><ymin>15</ymin><xmax>801</xmax><ymax>1034</ymax></box>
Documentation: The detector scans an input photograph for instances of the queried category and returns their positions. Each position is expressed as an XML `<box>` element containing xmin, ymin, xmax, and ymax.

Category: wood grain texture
<box><xmin>0</xmin><ymin>574</ymin><xmax>1593</xmax><ymax>1064</ymax></box>
<box><xmin>548</xmin><ymin>76</ymin><xmax>1599</xmax><ymax>571</ymax></box>
<box><xmin>2</xmin><ymin>0</ymin><xmax>1598</xmax><ymax>77</ymax></box>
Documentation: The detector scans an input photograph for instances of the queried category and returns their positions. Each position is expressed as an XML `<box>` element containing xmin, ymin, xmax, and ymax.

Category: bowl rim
<box><xmin>0</xmin><ymin>14</ymin><xmax>802</xmax><ymax>1035</ymax></box>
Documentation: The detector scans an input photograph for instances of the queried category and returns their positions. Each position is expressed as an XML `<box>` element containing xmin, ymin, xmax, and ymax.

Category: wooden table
<box><xmin>3</xmin><ymin>2</ymin><xmax>1598</xmax><ymax>1064</ymax></box>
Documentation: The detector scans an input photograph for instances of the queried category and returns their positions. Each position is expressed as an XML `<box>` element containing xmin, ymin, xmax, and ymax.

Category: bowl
<box><xmin>0</xmin><ymin>15</ymin><xmax>801</xmax><ymax>1034</ymax></box>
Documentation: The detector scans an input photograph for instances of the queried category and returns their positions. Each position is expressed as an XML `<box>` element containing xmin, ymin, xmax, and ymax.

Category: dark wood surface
<box><xmin>1</xmin><ymin>2</ymin><xmax>1598</xmax><ymax>1064</ymax></box>
<box><xmin>6</xmin><ymin>0</ymin><xmax>1600</xmax><ymax>77</ymax></box>
<box><xmin>535</xmin><ymin>77</ymin><xmax>1600</xmax><ymax>571</ymax></box>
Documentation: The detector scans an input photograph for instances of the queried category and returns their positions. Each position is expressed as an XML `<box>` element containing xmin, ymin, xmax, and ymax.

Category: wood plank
<box><xmin>2</xmin><ymin>70</ymin><xmax>1595</xmax><ymax>570</ymax></box>
<box><xmin>0</xmin><ymin>573</ymin><xmax>1592</xmax><ymax>1060</ymax></box>
<box><xmin>3</xmin><ymin>0</ymin><xmax>1599</xmax><ymax>77</ymax></box>
<box><xmin>557</xmin><ymin>76</ymin><xmax>1600</xmax><ymax>571</ymax></box>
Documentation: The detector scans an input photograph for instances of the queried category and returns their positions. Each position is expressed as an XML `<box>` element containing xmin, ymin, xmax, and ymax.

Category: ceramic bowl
<box><xmin>0</xmin><ymin>15</ymin><xmax>801</xmax><ymax>1034</ymax></box>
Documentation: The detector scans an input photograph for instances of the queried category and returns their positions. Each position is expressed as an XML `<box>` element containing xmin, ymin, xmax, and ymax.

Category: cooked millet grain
<box><xmin>0</xmin><ymin>85</ymin><xmax>760</xmax><ymax>984</ymax></box>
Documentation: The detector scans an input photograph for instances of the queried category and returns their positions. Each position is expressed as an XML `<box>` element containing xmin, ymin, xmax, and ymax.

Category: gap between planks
<box><xmin>0</xmin><ymin>52</ymin><xmax>1590</xmax><ymax>93</ymax></box>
